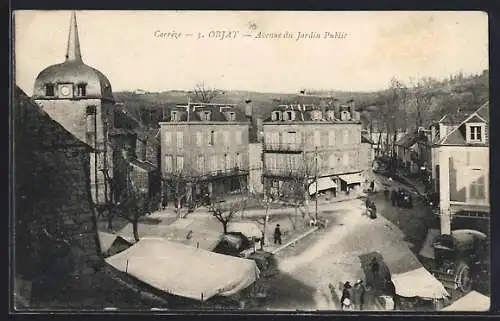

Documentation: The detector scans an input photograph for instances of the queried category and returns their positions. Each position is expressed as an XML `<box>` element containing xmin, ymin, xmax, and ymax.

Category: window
<box><xmin>236</xmin><ymin>153</ymin><xmax>242</xmax><ymax>168</ymax></box>
<box><xmin>197</xmin><ymin>155</ymin><xmax>205</xmax><ymax>173</ymax></box>
<box><xmin>176</xmin><ymin>156</ymin><xmax>184</xmax><ymax>172</ymax></box>
<box><xmin>329</xmin><ymin>154</ymin><xmax>336</xmax><ymax>168</ymax></box>
<box><xmin>171</xmin><ymin>111</ymin><xmax>179</xmax><ymax>122</ymax></box>
<box><xmin>227</xmin><ymin>112</ymin><xmax>236</xmax><ymax>121</ymax></box>
<box><xmin>470</xmin><ymin>175</ymin><xmax>485</xmax><ymax>200</ymax></box>
<box><xmin>196</xmin><ymin>132</ymin><xmax>203</xmax><ymax>146</ymax></box>
<box><xmin>285</xmin><ymin>131</ymin><xmax>296</xmax><ymax>149</ymax></box>
<box><xmin>225</xmin><ymin>154</ymin><xmax>231</xmax><ymax>169</ymax></box>
<box><xmin>222</xmin><ymin>131</ymin><xmax>229</xmax><ymax>145</ymax></box>
<box><xmin>467</xmin><ymin>123</ymin><xmax>485</xmax><ymax>143</ymax></box>
<box><xmin>235</xmin><ymin>131</ymin><xmax>242</xmax><ymax>145</ymax></box>
<box><xmin>271</xmin><ymin>111</ymin><xmax>282</xmax><ymax>121</ymax></box>
<box><xmin>77</xmin><ymin>84</ymin><xmax>87</xmax><ymax>97</ymax></box>
<box><xmin>328</xmin><ymin>131</ymin><xmax>335</xmax><ymax>146</ymax></box>
<box><xmin>164</xmin><ymin>155</ymin><xmax>173</xmax><ymax>172</ymax></box>
<box><xmin>313</xmin><ymin>131</ymin><xmax>321</xmax><ymax>147</ymax></box>
<box><xmin>283</xmin><ymin>111</ymin><xmax>295</xmax><ymax>121</ymax></box>
<box><xmin>210</xmin><ymin>155</ymin><xmax>217</xmax><ymax>172</ymax></box>
<box><xmin>343</xmin><ymin>129</ymin><xmax>349</xmax><ymax>144</ymax></box>
<box><xmin>202</xmin><ymin>111</ymin><xmax>211</xmax><ymax>121</ymax></box>
<box><xmin>209</xmin><ymin>130</ymin><xmax>215</xmax><ymax>146</ymax></box>
<box><xmin>165</xmin><ymin>131</ymin><xmax>172</xmax><ymax>145</ymax></box>
<box><xmin>86</xmin><ymin>105</ymin><xmax>97</xmax><ymax>116</ymax></box>
<box><xmin>176</xmin><ymin>132</ymin><xmax>183</xmax><ymax>148</ymax></box>
<box><xmin>342</xmin><ymin>153</ymin><xmax>349</xmax><ymax>166</ymax></box>
<box><xmin>45</xmin><ymin>84</ymin><xmax>55</xmax><ymax>97</ymax></box>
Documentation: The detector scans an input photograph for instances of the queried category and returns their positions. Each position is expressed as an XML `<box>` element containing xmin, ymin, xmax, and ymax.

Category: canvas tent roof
<box><xmin>392</xmin><ymin>267</ymin><xmax>449</xmax><ymax>299</ymax></box>
<box><xmin>441</xmin><ymin>291</ymin><xmax>490</xmax><ymax>311</ymax></box>
<box><xmin>227</xmin><ymin>222</ymin><xmax>263</xmax><ymax>239</ymax></box>
<box><xmin>337</xmin><ymin>172</ymin><xmax>364</xmax><ymax>185</ymax></box>
<box><xmin>117</xmin><ymin>216</ymin><xmax>224</xmax><ymax>251</ymax></box>
<box><xmin>105</xmin><ymin>238</ymin><xmax>260</xmax><ymax>301</ymax></box>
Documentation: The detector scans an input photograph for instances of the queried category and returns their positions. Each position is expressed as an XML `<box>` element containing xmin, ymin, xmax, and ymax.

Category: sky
<box><xmin>14</xmin><ymin>11</ymin><xmax>488</xmax><ymax>95</ymax></box>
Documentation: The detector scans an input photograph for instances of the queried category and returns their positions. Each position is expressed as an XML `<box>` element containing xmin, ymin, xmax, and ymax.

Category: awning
<box><xmin>308</xmin><ymin>177</ymin><xmax>337</xmax><ymax>195</ymax></box>
<box><xmin>337</xmin><ymin>172</ymin><xmax>364</xmax><ymax>185</ymax></box>
<box><xmin>392</xmin><ymin>267</ymin><xmax>449</xmax><ymax>299</ymax></box>
<box><xmin>441</xmin><ymin>291</ymin><xmax>490</xmax><ymax>311</ymax></box>
<box><xmin>105</xmin><ymin>238</ymin><xmax>260</xmax><ymax>301</ymax></box>
<box><xmin>419</xmin><ymin>229</ymin><xmax>440</xmax><ymax>259</ymax></box>
<box><xmin>227</xmin><ymin>222</ymin><xmax>262</xmax><ymax>239</ymax></box>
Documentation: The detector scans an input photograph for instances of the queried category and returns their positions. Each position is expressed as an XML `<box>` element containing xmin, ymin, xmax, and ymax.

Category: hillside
<box><xmin>114</xmin><ymin>70</ymin><xmax>488</xmax><ymax>130</ymax></box>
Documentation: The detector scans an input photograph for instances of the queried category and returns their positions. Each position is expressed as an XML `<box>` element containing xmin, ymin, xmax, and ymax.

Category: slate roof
<box><xmin>437</xmin><ymin>101</ymin><xmax>489</xmax><ymax>146</ymax></box>
<box><xmin>163</xmin><ymin>104</ymin><xmax>247</xmax><ymax>122</ymax></box>
<box><xmin>129</xmin><ymin>158</ymin><xmax>157</xmax><ymax>172</ymax></box>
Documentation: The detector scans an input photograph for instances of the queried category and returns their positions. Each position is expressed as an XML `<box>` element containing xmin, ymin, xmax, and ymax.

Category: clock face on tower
<box><xmin>58</xmin><ymin>84</ymin><xmax>73</xmax><ymax>98</ymax></box>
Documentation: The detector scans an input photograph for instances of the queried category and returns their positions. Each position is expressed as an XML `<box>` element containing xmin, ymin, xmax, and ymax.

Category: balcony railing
<box><xmin>263</xmin><ymin>168</ymin><xmax>311</xmax><ymax>177</ymax></box>
<box><xmin>263</xmin><ymin>143</ymin><xmax>303</xmax><ymax>152</ymax></box>
<box><xmin>163</xmin><ymin>167</ymin><xmax>249</xmax><ymax>180</ymax></box>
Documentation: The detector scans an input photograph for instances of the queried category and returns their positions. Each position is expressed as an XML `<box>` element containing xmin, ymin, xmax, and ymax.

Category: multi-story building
<box><xmin>262</xmin><ymin>100</ymin><xmax>364</xmax><ymax>199</ymax></box>
<box><xmin>431</xmin><ymin>102</ymin><xmax>489</xmax><ymax>235</ymax></box>
<box><xmin>159</xmin><ymin>103</ymin><xmax>250</xmax><ymax>206</ymax></box>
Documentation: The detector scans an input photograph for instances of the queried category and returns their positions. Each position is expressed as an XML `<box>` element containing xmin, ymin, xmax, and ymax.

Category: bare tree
<box><xmin>207</xmin><ymin>197</ymin><xmax>248</xmax><ymax>234</ymax></box>
<box><xmin>166</xmin><ymin>171</ymin><xmax>194</xmax><ymax>219</ymax></box>
<box><xmin>191</xmin><ymin>82</ymin><xmax>223</xmax><ymax>103</ymax></box>
<box><xmin>410</xmin><ymin>77</ymin><xmax>435</xmax><ymax>128</ymax></box>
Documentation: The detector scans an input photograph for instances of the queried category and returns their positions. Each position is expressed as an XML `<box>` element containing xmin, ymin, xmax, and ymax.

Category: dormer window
<box><xmin>310</xmin><ymin>110</ymin><xmax>322</xmax><ymax>121</ymax></box>
<box><xmin>283</xmin><ymin>111</ymin><xmax>296</xmax><ymax>121</ymax></box>
<box><xmin>467</xmin><ymin>123</ymin><xmax>486</xmax><ymax>144</ymax></box>
<box><xmin>171</xmin><ymin>111</ymin><xmax>179</xmax><ymax>122</ymax></box>
<box><xmin>77</xmin><ymin>84</ymin><xmax>87</xmax><ymax>97</ymax></box>
<box><xmin>45</xmin><ymin>84</ymin><xmax>55</xmax><ymax>97</ymax></box>
<box><xmin>271</xmin><ymin>111</ymin><xmax>282</xmax><ymax>121</ymax></box>
<box><xmin>227</xmin><ymin>112</ymin><xmax>236</xmax><ymax>121</ymax></box>
<box><xmin>202</xmin><ymin>111</ymin><xmax>211</xmax><ymax>121</ymax></box>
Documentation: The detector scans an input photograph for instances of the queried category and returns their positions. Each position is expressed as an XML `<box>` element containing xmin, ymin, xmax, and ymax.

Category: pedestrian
<box><xmin>370</xmin><ymin>202</ymin><xmax>377</xmax><ymax>218</ymax></box>
<box><xmin>341</xmin><ymin>281</ymin><xmax>352</xmax><ymax>310</ymax></box>
<box><xmin>391</xmin><ymin>190</ymin><xmax>398</xmax><ymax>206</ymax></box>
<box><xmin>274</xmin><ymin>224</ymin><xmax>282</xmax><ymax>245</ymax></box>
<box><xmin>370</xmin><ymin>180</ymin><xmax>375</xmax><ymax>192</ymax></box>
<box><xmin>353</xmin><ymin>280</ymin><xmax>366</xmax><ymax>310</ymax></box>
<box><xmin>365</xmin><ymin>197</ymin><xmax>371</xmax><ymax>209</ymax></box>
<box><xmin>384</xmin><ymin>187</ymin><xmax>389</xmax><ymax>200</ymax></box>
<box><xmin>371</xmin><ymin>258</ymin><xmax>380</xmax><ymax>283</ymax></box>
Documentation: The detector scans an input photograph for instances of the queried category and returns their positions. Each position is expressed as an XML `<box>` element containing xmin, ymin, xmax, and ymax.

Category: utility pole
<box><xmin>315</xmin><ymin>146</ymin><xmax>318</xmax><ymax>220</ymax></box>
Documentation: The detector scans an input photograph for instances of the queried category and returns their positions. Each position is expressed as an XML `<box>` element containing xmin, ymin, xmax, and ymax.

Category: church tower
<box><xmin>33</xmin><ymin>12</ymin><xmax>115</xmax><ymax>205</ymax></box>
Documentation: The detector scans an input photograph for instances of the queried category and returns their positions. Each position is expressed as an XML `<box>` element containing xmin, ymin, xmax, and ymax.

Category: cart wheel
<box><xmin>456</xmin><ymin>261</ymin><xmax>472</xmax><ymax>293</ymax></box>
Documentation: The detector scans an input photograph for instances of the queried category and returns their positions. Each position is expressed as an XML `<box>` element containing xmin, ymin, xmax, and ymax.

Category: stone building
<box><xmin>431</xmin><ymin>102</ymin><xmax>489</xmax><ymax>235</ymax></box>
<box><xmin>159</xmin><ymin>103</ymin><xmax>250</xmax><ymax>206</ymax></box>
<box><xmin>13</xmin><ymin>86</ymin><xmax>167</xmax><ymax>309</ymax></box>
<box><xmin>262</xmin><ymin>100</ymin><xmax>364</xmax><ymax>199</ymax></box>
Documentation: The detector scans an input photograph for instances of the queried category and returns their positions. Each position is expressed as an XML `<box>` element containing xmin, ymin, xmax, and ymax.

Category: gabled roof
<box><xmin>437</xmin><ymin>101</ymin><xmax>489</xmax><ymax>146</ymax></box>
<box><xmin>396</xmin><ymin>131</ymin><xmax>425</xmax><ymax>148</ymax></box>
<box><xmin>361</xmin><ymin>134</ymin><xmax>375</xmax><ymax>144</ymax></box>
<box><xmin>129</xmin><ymin>158</ymin><xmax>157</xmax><ymax>172</ymax></box>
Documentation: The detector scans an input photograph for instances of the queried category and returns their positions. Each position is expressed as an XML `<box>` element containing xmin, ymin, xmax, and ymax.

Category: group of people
<box><xmin>340</xmin><ymin>280</ymin><xmax>367</xmax><ymax>310</ymax></box>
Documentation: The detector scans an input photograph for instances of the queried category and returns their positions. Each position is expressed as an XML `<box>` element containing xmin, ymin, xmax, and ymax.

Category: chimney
<box><xmin>333</xmin><ymin>99</ymin><xmax>340</xmax><ymax>118</ymax></box>
<box><xmin>347</xmin><ymin>99</ymin><xmax>355</xmax><ymax>115</ymax></box>
<box><xmin>245</xmin><ymin>99</ymin><xmax>253</xmax><ymax>121</ymax></box>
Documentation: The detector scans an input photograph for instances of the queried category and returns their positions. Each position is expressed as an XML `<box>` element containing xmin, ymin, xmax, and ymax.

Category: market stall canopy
<box><xmin>308</xmin><ymin>177</ymin><xmax>337</xmax><ymax>195</ymax></box>
<box><xmin>227</xmin><ymin>221</ymin><xmax>262</xmax><ymax>239</ymax></box>
<box><xmin>337</xmin><ymin>172</ymin><xmax>364</xmax><ymax>185</ymax></box>
<box><xmin>392</xmin><ymin>267</ymin><xmax>449</xmax><ymax>299</ymax></box>
<box><xmin>105</xmin><ymin>238</ymin><xmax>260</xmax><ymax>301</ymax></box>
<box><xmin>117</xmin><ymin>216</ymin><xmax>224</xmax><ymax>251</ymax></box>
<box><xmin>441</xmin><ymin>291</ymin><xmax>490</xmax><ymax>311</ymax></box>
<box><xmin>98</xmin><ymin>231</ymin><xmax>132</xmax><ymax>254</ymax></box>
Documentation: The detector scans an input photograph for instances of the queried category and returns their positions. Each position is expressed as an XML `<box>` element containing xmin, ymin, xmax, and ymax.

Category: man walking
<box><xmin>274</xmin><ymin>224</ymin><xmax>282</xmax><ymax>245</ymax></box>
<box><xmin>353</xmin><ymin>280</ymin><xmax>366</xmax><ymax>310</ymax></box>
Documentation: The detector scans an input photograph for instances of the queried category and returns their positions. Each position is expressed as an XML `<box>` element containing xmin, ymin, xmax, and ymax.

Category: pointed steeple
<box><xmin>65</xmin><ymin>11</ymin><xmax>82</xmax><ymax>62</ymax></box>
